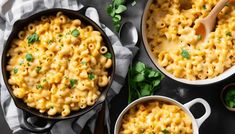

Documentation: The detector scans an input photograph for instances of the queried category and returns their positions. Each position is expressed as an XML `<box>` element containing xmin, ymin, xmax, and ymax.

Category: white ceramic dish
<box><xmin>141</xmin><ymin>0</ymin><xmax>235</xmax><ymax>85</ymax></box>
<box><xmin>114</xmin><ymin>96</ymin><xmax>211</xmax><ymax>134</ymax></box>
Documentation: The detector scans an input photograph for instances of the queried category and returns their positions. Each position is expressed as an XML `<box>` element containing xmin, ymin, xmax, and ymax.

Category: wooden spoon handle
<box><xmin>207</xmin><ymin>0</ymin><xmax>229</xmax><ymax>19</ymax></box>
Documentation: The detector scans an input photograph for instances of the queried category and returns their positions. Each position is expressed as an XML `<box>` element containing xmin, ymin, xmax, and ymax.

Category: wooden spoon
<box><xmin>195</xmin><ymin>0</ymin><xmax>230</xmax><ymax>40</ymax></box>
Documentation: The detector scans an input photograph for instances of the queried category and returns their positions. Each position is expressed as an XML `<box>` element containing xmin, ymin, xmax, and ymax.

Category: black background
<box><xmin>1</xmin><ymin>0</ymin><xmax>235</xmax><ymax>134</ymax></box>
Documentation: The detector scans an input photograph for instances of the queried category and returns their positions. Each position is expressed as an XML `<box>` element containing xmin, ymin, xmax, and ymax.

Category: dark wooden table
<box><xmin>1</xmin><ymin>0</ymin><xmax>235</xmax><ymax>134</ymax></box>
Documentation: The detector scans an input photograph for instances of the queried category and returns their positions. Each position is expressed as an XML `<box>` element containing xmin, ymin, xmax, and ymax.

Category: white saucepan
<box><xmin>114</xmin><ymin>96</ymin><xmax>211</xmax><ymax>134</ymax></box>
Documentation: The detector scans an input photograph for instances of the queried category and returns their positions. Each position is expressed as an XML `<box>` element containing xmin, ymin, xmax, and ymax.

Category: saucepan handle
<box><xmin>20</xmin><ymin>111</ymin><xmax>56</xmax><ymax>133</ymax></box>
<box><xmin>77</xmin><ymin>6</ymin><xmax>89</xmax><ymax>15</ymax></box>
<box><xmin>183</xmin><ymin>98</ymin><xmax>211</xmax><ymax>128</ymax></box>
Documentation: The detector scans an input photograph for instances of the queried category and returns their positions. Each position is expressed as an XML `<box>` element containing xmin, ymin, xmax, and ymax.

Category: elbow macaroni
<box><xmin>6</xmin><ymin>12</ymin><xmax>112</xmax><ymax>116</ymax></box>
<box><xmin>146</xmin><ymin>0</ymin><xmax>235</xmax><ymax>80</ymax></box>
<box><xmin>119</xmin><ymin>100</ymin><xmax>192</xmax><ymax>134</ymax></box>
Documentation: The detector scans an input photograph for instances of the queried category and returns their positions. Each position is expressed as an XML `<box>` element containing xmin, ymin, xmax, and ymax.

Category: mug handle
<box><xmin>183</xmin><ymin>98</ymin><xmax>211</xmax><ymax>127</ymax></box>
<box><xmin>20</xmin><ymin>111</ymin><xmax>57</xmax><ymax>133</ymax></box>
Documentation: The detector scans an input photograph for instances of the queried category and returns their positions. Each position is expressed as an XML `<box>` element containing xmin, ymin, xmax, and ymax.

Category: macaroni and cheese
<box><xmin>119</xmin><ymin>100</ymin><xmax>192</xmax><ymax>134</ymax></box>
<box><xmin>6</xmin><ymin>12</ymin><xmax>112</xmax><ymax>116</ymax></box>
<box><xmin>146</xmin><ymin>0</ymin><xmax>235</xmax><ymax>80</ymax></box>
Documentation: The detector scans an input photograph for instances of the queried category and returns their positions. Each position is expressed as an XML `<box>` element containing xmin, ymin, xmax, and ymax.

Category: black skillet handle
<box><xmin>77</xmin><ymin>6</ymin><xmax>89</xmax><ymax>15</ymax></box>
<box><xmin>20</xmin><ymin>111</ymin><xmax>56</xmax><ymax>133</ymax></box>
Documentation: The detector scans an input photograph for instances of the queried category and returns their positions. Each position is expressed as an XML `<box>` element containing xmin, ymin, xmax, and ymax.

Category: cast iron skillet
<box><xmin>1</xmin><ymin>7</ymin><xmax>115</xmax><ymax>133</ymax></box>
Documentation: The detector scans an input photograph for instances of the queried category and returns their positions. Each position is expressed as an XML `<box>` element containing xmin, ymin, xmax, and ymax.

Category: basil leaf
<box><xmin>27</xmin><ymin>33</ymin><xmax>39</xmax><ymax>44</ymax></box>
<box><xmin>115</xmin><ymin>5</ymin><xmax>127</xmax><ymax>14</ymax></box>
<box><xmin>226</xmin><ymin>31</ymin><xmax>232</xmax><ymax>36</ymax></box>
<box><xmin>181</xmin><ymin>49</ymin><xmax>190</xmax><ymax>59</ymax></box>
<box><xmin>71</xmin><ymin>29</ymin><xmax>80</xmax><ymax>37</ymax></box>
<box><xmin>25</xmin><ymin>53</ymin><xmax>33</xmax><ymax>62</ymax></box>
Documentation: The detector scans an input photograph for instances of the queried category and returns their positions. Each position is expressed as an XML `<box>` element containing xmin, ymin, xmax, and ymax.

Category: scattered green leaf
<box><xmin>181</xmin><ymin>49</ymin><xmax>190</xmax><ymax>59</ymax></box>
<box><xmin>81</xmin><ymin>60</ymin><xmax>87</xmax><ymax>65</ymax></box>
<box><xmin>197</xmin><ymin>34</ymin><xmax>202</xmax><ymax>40</ymax></box>
<box><xmin>13</xmin><ymin>67</ymin><xmax>18</xmax><ymax>74</ymax></box>
<box><xmin>70</xmin><ymin>79</ymin><xmax>78</xmax><ymax>88</ymax></box>
<box><xmin>203</xmin><ymin>5</ymin><xmax>206</xmax><ymax>10</ymax></box>
<box><xmin>36</xmin><ymin>66</ymin><xmax>42</xmax><ymax>73</ymax></box>
<box><xmin>104</xmin><ymin>52</ymin><xmax>112</xmax><ymax>59</ymax></box>
<box><xmin>162</xmin><ymin>129</ymin><xmax>168</xmax><ymax>134</ymax></box>
<box><xmin>27</xmin><ymin>33</ymin><xmax>39</xmax><ymax>44</ymax></box>
<box><xmin>71</xmin><ymin>29</ymin><xmax>80</xmax><ymax>37</ymax></box>
<box><xmin>25</xmin><ymin>53</ymin><xmax>33</xmax><ymax>62</ymax></box>
<box><xmin>226</xmin><ymin>31</ymin><xmax>232</xmax><ymax>36</ymax></box>
<box><xmin>88</xmin><ymin>73</ymin><xmax>95</xmax><ymax>80</ymax></box>
<box><xmin>36</xmin><ymin>84</ymin><xmax>43</xmax><ymax>89</ymax></box>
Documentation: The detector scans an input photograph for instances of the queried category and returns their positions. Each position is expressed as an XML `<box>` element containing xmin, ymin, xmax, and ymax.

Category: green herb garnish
<box><xmin>13</xmin><ymin>67</ymin><xmax>18</xmax><ymax>74</ymax></box>
<box><xmin>27</xmin><ymin>33</ymin><xmax>39</xmax><ymax>44</ymax></box>
<box><xmin>25</xmin><ymin>53</ymin><xmax>33</xmax><ymax>62</ymax></box>
<box><xmin>104</xmin><ymin>52</ymin><xmax>112</xmax><ymax>59</ymax></box>
<box><xmin>128</xmin><ymin>62</ymin><xmax>164</xmax><ymax>103</ymax></box>
<box><xmin>152</xmin><ymin>131</ymin><xmax>156</xmax><ymax>134</ymax></box>
<box><xmin>181</xmin><ymin>49</ymin><xmax>190</xmax><ymax>59</ymax></box>
<box><xmin>88</xmin><ymin>73</ymin><xmax>95</xmax><ymax>80</ymax></box>
<box><xmin>225</xmin><ymin>88</ymin><xmax>235</xmax><ymax>108</ymax></box>
<box><xmin>58</xmin><ymin>34</ymin><xmax>63</xmax><ymax>37</ymax></box>
<box><xmin>226</xmin><ymin>31</ymin><xmax>232</xmax><ymax>36</ymax></box>
<box><xmin>36</xmin><ymin>84</ymin><xmax>43</xmax><ymax>89</ymax></box>
<box><xmin>197</xmin><ymin>34</ymin><xmax>202</xmax><ymax>40</ymax></box>
<box><xmin>106</xmin><ymin>0</ymin><xmax>127</xmax><ymax>32</ymax></box>
<box><xmin>81</xmin><ymin>60</ymin><xmax>87</xmax><ymax>65</ymax></box>
<box><xmin>71</xmin><ymin>29</ymin><xmax>80</xmax><ymax>37</ymax></box>
<box><xmin>203</xmin><ymin>5</ymin><xmax>207</xmax><ymax>10</ymax></box>
<box><xmin>36</xmin><ymin>66</ymin><xmax>42</xmax><ymax>73</ymax></box>
<box><xmin>162</xmin><ymin>129</ymin><xmax>168</xmax><ymax>134</ymax></box>
<box><xmin>70</xmin><ymin>79</ymin><xmax>78</xmax><ymax>88</ymax></box>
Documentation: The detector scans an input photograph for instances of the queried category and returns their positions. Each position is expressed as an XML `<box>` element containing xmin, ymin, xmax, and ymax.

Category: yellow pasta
<box><xmin>146</xmin><ymin>0</ymin><xmax>235</xmax><ymax>80</ymax></box>
<box><xmin>119</xmin><ymin>100</ymin><xmax>193</xmax><ymax>134</ymax></box>
<box><xmin>6</xmin><ymin>12</ymin><xmax>112</xmax><ymax>116</ymax></box>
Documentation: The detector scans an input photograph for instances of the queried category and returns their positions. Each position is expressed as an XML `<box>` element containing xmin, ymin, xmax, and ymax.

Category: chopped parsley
<box><xmin>152</xmin><ymin>131</ymin><xmax>155</xmax><ymax>134</ymax></box>
<box><xmin>36</xmin><ymin>66</ymin><xmax>42</xmax><ymax>73</ymax></box>
<box><xmin>70</xmin><ymin>79</ymin><xmax>78</xmax><ymax>88</ymax></box>
<box><xmin>13</xmin><ymin>67</ymin><xmax>18</xmax><ymax>74</ymax></box>
<box><xmin>88</xmin><ymin>73</ymin><xmax>95</xmax><ymax>80</ymax></box>
<box><xmin>19</xmin><ymin>61</ymin><xmax>24</xmax><ymax>65</ymax></box>
<box><xmin>58</xmin><ymin>34</ymin><xmax>63</xmax><ymax>37</ymax></box>
<box><xmin>43</xmin><ymin>79</ymin><xmax>47</xmax><ymax>82</ymax></box>
<box><xmin>203</xmin><ymin>5</ymin><xmax>206</xmax><ymax>10</ymax></box>
<box><xmin>197</xmin><ymin>34</ymin><xmax>202</xmax><ymax>40</ymax></box>
<box><xmin>81</xmin><ymin>60</ymin><xmax>87</xmax><ymax>65</ymax></box>
<box><xmin>48</xmin><ymin>40</ymin><xmax>53</xmax><ymax>44</ymax></box>
<box><xmin>181</xmin><ymin>49</ymin><xmax>190</xmax><ymax>59</ymax></box>
<box><xmin>162</xmin><ymin>129</ymin><xmax>168</xmax><ymax>134</ymax></box>
<box><xmin>25</xmin><ymin>53</ymin><xmax>33</xmax><ymax>62</ymax></box>
<box><xmin>36</xmin><ymin>84</ymin><xmax>43</xmax><ymax>89</ymax></box>
<box><xmin>104</xmin><ymin>52</ymin><xmax>112</xmax><ymax>59</ymax></box>
<box><xmin>225</xmin><ymin>88</ymin><xmax>235</xmax><ymax>108</ymax></box>
<box><xmin>226</xmin><ymin>31</ymin><xmax>232</xmax><ymax>36</ymax></box>
<box><xmin>27</xmin><ymin>33</ymin><xmax>39</xmax><ymax>44</ymax></box>
<box><xmin>71</xmin><ymin>29</ymin><xmax>80</xmax><ymax>37</ymax></box>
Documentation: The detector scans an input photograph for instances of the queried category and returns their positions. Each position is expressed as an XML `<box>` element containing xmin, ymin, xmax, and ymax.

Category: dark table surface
<box><xmin>1</xmin><ymin>0</ymin><xmax>235</xmax><ymax>134</ymax></box>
